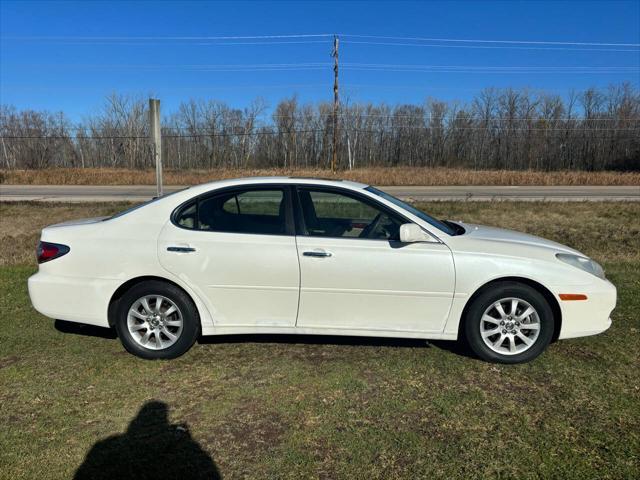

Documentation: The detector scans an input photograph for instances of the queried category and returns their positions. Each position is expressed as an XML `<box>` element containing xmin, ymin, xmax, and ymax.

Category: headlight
<box><xmin>556</xmin><ymin>253</ymin><xmax>605</xmax><ymax>279</ymax></box>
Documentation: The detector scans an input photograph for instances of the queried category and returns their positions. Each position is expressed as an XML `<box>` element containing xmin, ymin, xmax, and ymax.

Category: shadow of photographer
<box><xmin>74</xmin><ymin>400</ymin><xmax>220</xmax><ymax>480</ymax></box>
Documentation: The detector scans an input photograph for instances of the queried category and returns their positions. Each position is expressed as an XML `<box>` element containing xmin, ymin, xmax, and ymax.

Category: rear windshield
<box><xmin>365</xmin><ymin>186</ymin><xmax>456</xmax><ymax>236</ymax></box>
<box><xmin>106</xmin><ymin>188</ymin><xmax>188</xmax><ymax>220</ymax></box>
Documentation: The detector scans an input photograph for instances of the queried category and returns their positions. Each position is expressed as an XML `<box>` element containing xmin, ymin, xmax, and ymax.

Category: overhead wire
<box><xmin>341</xmin><ymin>40</ymin><xmax>640</xmax><ymax>53</ymax></box>
<box><xmin>339</xmin><ymin>34</ymin><xmax>640</xmax><ymax>47</ymax></box>
<box><xmin>5</xmin><ymin>32</ymin><xmax>638</xmax><ymax>47</ymax></box>
<box><xmin>2</xmin><ymin>122</ymin><xmax>639</xmax><ymax>141</ymax></box>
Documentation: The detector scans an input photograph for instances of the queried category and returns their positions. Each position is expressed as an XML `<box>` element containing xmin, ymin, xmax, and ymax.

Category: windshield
<box><xmin>365</xmin><ymin>186</ymin><xmax>457</xmax><ymax>236</ymax></box>
<box><xmin>106</xmin><ymin>188</ymin><xmax>188</xmax><ymax>220</ymax></box>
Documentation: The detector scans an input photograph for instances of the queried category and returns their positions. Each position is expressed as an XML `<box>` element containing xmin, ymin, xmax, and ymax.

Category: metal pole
<box><xmin>331</xmin><ymin>35</ymin><xmax>339</xmax><ymax>173</ymax></box>
<box><xmin>149</xmin><ymin>98</ymin><xmax>163</xmax><ymax>197</ymax></box>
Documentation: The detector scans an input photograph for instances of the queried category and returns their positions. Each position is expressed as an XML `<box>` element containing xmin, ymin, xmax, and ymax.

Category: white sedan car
<box><xmin>28</xmin><ymin>177</ymin><xmax>616</xmax><ymax>363</ymax></box>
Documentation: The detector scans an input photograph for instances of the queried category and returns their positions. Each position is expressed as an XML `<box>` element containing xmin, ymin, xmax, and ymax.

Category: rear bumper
<box><xmin>28</xmin><ymin>271</ymin><xmax>117</xmax><ymax>328</ymax></box>
<box><xmin>555</xmin><ymin>279</ymin><xmax>616</xmax><ymax>340</ymax></box>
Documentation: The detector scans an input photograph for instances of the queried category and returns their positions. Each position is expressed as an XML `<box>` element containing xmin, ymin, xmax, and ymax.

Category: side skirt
<box><xmin>200</xmin><ymin>324</ymin><xmax>458</xmax><ymax>341</ymax></box>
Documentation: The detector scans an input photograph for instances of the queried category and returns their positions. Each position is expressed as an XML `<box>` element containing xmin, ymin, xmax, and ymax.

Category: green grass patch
<box><xmin>1</xmin><ymin>202</ymin><xmax>639</xmax><ymax>479</ymax></box>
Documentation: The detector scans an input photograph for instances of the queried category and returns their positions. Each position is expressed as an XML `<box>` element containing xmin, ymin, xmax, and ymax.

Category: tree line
<box><xmin>1</xmin><ymin>83</ymin><xmax>639</xmax><ymax>171</ymax></box>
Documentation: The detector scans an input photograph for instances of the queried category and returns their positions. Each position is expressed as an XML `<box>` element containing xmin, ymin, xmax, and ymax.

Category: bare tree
<box><xmin>1</xmin><ymin>85</ymin><xmax>638</xmax><ymax>172</ymax></box>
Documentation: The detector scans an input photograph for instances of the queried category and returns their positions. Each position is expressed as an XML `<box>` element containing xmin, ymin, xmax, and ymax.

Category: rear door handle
<box><xmin>303</xmin><ymin>250</ymin><xmax>332</xmax><ymax>258</ymax></box>
<box><xmin>167</xmin><ymin>246</ymin><xmax>196</xmax><ymax>253</ymax></box>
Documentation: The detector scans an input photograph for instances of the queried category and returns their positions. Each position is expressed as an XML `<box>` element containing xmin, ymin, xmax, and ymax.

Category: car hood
<box><xmin>455</xmin><ymin>222</ymin><xmax>582</xmax><ymax>255</ymax></box>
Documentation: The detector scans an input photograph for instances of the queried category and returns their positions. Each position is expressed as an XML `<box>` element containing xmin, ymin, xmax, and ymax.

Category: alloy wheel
<box><xmin>127</xmin><ymin>295</ymin><xmax>184</xmax><ymax>350</ymax></box>
<box><xmin>479</xmin><ymin>297</ymin><xmax>541</xmax><ymax>355</ymax></box>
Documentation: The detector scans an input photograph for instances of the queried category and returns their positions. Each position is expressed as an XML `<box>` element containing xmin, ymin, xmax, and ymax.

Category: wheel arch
<box><xmin>459</xmin><ymin>276</ymin><xmax>562</xmax><ymax>342</ymax></box>
<box><xmin>108</xmin><ymin>275</ymin><xmax>202</xmax><ymax>328</ymax></box>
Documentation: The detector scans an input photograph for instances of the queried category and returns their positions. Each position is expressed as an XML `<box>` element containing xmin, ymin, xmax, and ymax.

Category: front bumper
<box><xmin>555</xmin><ymin>279</ymin><xmax>617</xmax><ymax>340</ymax></box>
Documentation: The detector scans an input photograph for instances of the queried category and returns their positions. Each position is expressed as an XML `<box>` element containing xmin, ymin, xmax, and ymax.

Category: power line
<box><xmin>9</xmin><ymin>37</ymin><xmax>635</xmax><ymax>52</ymax></box>
<box><xmin>11</xmin><ymin>62</ymin><xmax>332</xmax><ymax>72</ymax></box>
<box><xmin>340</xmin><ymin>63</ymin><xmax>639</xmax><ymax>73</ymax></box>
<box><xmin>341</xmin><ymin>83</ymin><xmax>640</xmax><ymax>92</ymax></box>
<box><xmin>342</xmin><ymin>40</ymin><xmax>640</xmax><ymax>53</ymax></box>
<box><xmin>10</xmin><ymin>113</ymin><xmax>639</xmax><ymax>133</ymax></box>
<box><xmin>12</xmin><ymin>62</ymin><xmax>638</xmax><ymax>74</ymax></box>
<box><xmin>16</xmin><ymin>118</ymin><xmax>639</xmax><ymax>135</ymax></box>
<box><xmin>33</xmin><ymin>40</ymin><xmax>332</xmax><ymax>46</ymax></box>
<box><xmin>2</xmin><ymin>124</ymin><xmax>638</xmax><ymax>140</ymax></box>
<box><xmin>342</xmin><ymin>63</ymin><xmax>638</xmax><ymax>69</ymax></box>
<box><xmin>342</xmin><ymin>68</ymin><xmax>638</xmax><ymax>75</ymax></box>
<box><xmin>340</xmin><ymin>63</ymin><xmax>639</xmax><ymax>71</ymax></box>
<box><xmin>1</xmin><ymin>34</ymin><xmax>335</xmax><ymax>41</ymax></box>
<box><xmin>339</xmin><ymin>34</ymin><xmax>640</xmax><ymax>48</ymax></box>
<box><xmin>4</xmin><ymin>82</ymin><xmax>636</xmax><ymax>94</ymax></box>
<box><xmin>0</xmin><ymin>129</ymin><xmax>325</xmax><ymax>140</ymax></box>
<box><xmin>0</xmin><ymin>83</ymin><xmax>330</xmax><ymax>92</ymax></box>
<box><xmin>5</xmin><ymin>33</ymin><xmax>638</xmax><ymax>48</ymax></box>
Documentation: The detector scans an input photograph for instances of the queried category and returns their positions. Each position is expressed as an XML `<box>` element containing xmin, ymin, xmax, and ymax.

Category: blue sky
<box><xmin>1</xmin><ymin>0</ymin><xmax>639</xmax><ymax>121</ymax></box>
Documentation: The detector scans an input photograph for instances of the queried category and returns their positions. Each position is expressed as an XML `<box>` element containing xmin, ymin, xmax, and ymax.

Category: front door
<box><xmin>158</xmin><ymin>187</ymin><xmax>300</xmax><ymax>327</ymax></box>
<box><xmin>295</xmin><ymin>187</ymin><xmax>455</xmax><ymax>334</ymax></box>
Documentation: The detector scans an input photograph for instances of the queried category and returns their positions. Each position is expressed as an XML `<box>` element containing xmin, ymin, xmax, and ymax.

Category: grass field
<box><xmin>1</xmin><ymin>201</ymin><xmax>639</xmax><ymax>479</ymax></box>
<box><xmin>2</xmin><ymin>167</ymin><xmax>639</xmax><ymax>187</ymax></box>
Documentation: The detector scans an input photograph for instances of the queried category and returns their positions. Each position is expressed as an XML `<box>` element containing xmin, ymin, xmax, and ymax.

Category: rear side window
<box><xmin>176</xmin><ymin>202</ymin><xmax>197</xmax><ymax>229</ymax></box>
<box><xmin>174</xmin><ymin>188</ymin><xmax>288</xmax><ymax>235</ymax></box>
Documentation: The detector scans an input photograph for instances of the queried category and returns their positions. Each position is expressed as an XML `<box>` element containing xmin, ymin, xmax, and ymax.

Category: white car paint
<box><xmin>28</xmin><ymin>177</ymin><xmax>616</xmax><ymax>345</ymax></box>
<box><xmin>295</xmin><ymin>234</ymin><xmax>454</xmax><ymax>333</ymax></box>
<box><xmin>158</xmin><ymin>225</ymin><xmax>300</xmax><ymax>327</ymax></box>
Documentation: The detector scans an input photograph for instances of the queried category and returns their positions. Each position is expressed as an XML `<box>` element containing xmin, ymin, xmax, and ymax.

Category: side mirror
<box><xmin>399</xmin><ymin>223</ymin><xmax>434</xmax><ymax>243</ymax></box>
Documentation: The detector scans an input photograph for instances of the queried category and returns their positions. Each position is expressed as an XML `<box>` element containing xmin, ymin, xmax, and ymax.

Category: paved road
<box><xmin>1</xmin><ymin>184</ymin><xmax>638</xmax><ymax>202</ymax></box>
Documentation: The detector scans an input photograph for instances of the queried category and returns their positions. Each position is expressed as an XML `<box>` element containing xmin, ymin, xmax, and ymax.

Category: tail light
<box><xmin>36</xmin><ymin>241</ymin><xmax>70</xmax><ymax>264</ymax></box>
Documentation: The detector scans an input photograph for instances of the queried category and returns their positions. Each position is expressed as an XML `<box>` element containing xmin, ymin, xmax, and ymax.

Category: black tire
<box><xmin>115</xmin><ymin>280</ymin><xmax>200</xmax><ymax>360</ymax></box>
<box><xmin>462</xmin><ymin>281</ymin><xmax>554</xmax><ymax>364</ymax></box>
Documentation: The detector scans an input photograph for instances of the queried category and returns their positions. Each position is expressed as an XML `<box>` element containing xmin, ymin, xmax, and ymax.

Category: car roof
<box><xmin>187</xmin><ymin>176</ymin><xmax>369</xmax><ymax>196</ymax></box>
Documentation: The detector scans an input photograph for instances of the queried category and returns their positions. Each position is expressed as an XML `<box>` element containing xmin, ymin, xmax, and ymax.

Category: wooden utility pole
<box><xmin>149</xmin><ymin>98</ymin><xmax>163</xmax><ymax>197</ymax></box>
<box><xmin>331</xmin><ymin>35</ymin><xmax>339</xmax><ymax>172</ymax></box>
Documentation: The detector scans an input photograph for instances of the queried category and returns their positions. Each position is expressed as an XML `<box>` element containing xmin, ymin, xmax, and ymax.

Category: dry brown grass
<box><xmin>0</xmin><ymin>202</ymin><xmax>130</xmax><ymax>266</ymax></box>
<box><xmin>1</xmin><ymin>167</ymin><xmax>639</xmax><ymax>186</ymax></box>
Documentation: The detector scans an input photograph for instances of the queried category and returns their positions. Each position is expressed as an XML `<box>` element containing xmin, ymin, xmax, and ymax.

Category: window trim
<box><xmin>293</xmin><ymin>184</ymin><xmax>410</xmax><ymax>241</ymax></box>
<box><xmin>171</xmin><ymin>184</ymin><xmax>296</xmax><ymax>236</ymax></box>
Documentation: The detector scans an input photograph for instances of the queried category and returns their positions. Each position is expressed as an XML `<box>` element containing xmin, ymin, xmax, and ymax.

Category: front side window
<box><xmin>365</xmin><ymin>186</ymin><xmax>456</xmax><ymax>235</ymax></box>
<box><xmin>298</xmin><ymin>188</ymin><xmax>402</xmax><ymax>240</ymax></box>
<box><xmin>175</xmin><ymin>188</ymin><xmax>287</xmax><ymax>235</ymax></box>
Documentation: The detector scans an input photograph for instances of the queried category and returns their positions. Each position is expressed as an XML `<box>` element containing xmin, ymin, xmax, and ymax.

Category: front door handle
<box><xmin>167</xmin><ymin>246</ymin><xmax>196</xmax><ymax>253</ymax></box>
<box><xmin>303</xmin><ymin>250</ymin><xmax>332</xmax><ymax>258</ymax></box>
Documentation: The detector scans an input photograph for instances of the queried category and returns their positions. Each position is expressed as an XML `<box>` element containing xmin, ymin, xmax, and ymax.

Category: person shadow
<box><xmin>74</xmin><ymin>400</ymin><xmax>220</xmax><ymax>480</ymax></box>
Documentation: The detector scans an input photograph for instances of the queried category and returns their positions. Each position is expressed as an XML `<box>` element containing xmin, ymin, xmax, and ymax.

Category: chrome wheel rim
<box><xmin>127</xmin><ymin>295</ymin><xmax>183</xmax><ymax>350</ymax></box>
<box><xmin>480</xmin><ymin>297</ymin><xmax>541</xmax><ymax>355</ymax></box>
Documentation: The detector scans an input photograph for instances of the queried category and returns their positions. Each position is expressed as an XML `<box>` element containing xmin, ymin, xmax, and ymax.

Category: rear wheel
<box><xmin>115</xmin><ymin>281</ymin><xmax>200</xmax><ymax>359</ymax></box>
<box><xmin>463</xmin><ymin>282</ymin><xmax>554</xmax><ymax>364</ymax></box>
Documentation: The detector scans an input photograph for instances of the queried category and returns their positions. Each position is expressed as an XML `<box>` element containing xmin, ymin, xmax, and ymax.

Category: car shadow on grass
<box><xmin>198</xmin><ymin>333</ymin><xmax>428</xmax><ymax>348</ymax></box>
<box><xmin>55</xmin><ymin>319</ymin><xmax>117</xmax><ymax>339</ymax></box>
<box><xmin>429</xmin><ymin>339</ymin><xmax>476</xmax><ymax>359</ymax></box>
<box><xmin>198</xmin><ymin>333</ymin><xmax>477</xmax><ymax>359</ymax></box>
<box><xmin>54</xmin><ymin>320</ymin><xmax>477</xmax><ymax>360</ymax></box>
<box><xmin>74</xmin><ymin>400</ymin><xmax>221</xmax><ymax>480</ymax></box>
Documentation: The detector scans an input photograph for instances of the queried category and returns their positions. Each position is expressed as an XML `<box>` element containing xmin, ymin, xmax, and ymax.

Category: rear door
<box><xmin>158</xmin><ymin>186</ymin><xmax>300</xmax><ymax>327</ymax></box>
<box><xmin>294</xmin><ymin>186</ymin><xmax>455</xmax><ymax>334</ymax></box>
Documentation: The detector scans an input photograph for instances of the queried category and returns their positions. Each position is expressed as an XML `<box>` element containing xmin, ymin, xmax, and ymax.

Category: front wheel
<box><xmin>115</xmin><ymin>281</ymin><xmax>200</xmax><ymax>359</ymax></box>
<box><xmin>463</xmin><ymin>282</ymin><xmax>555</xmax><ymax>364</ymax></box>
